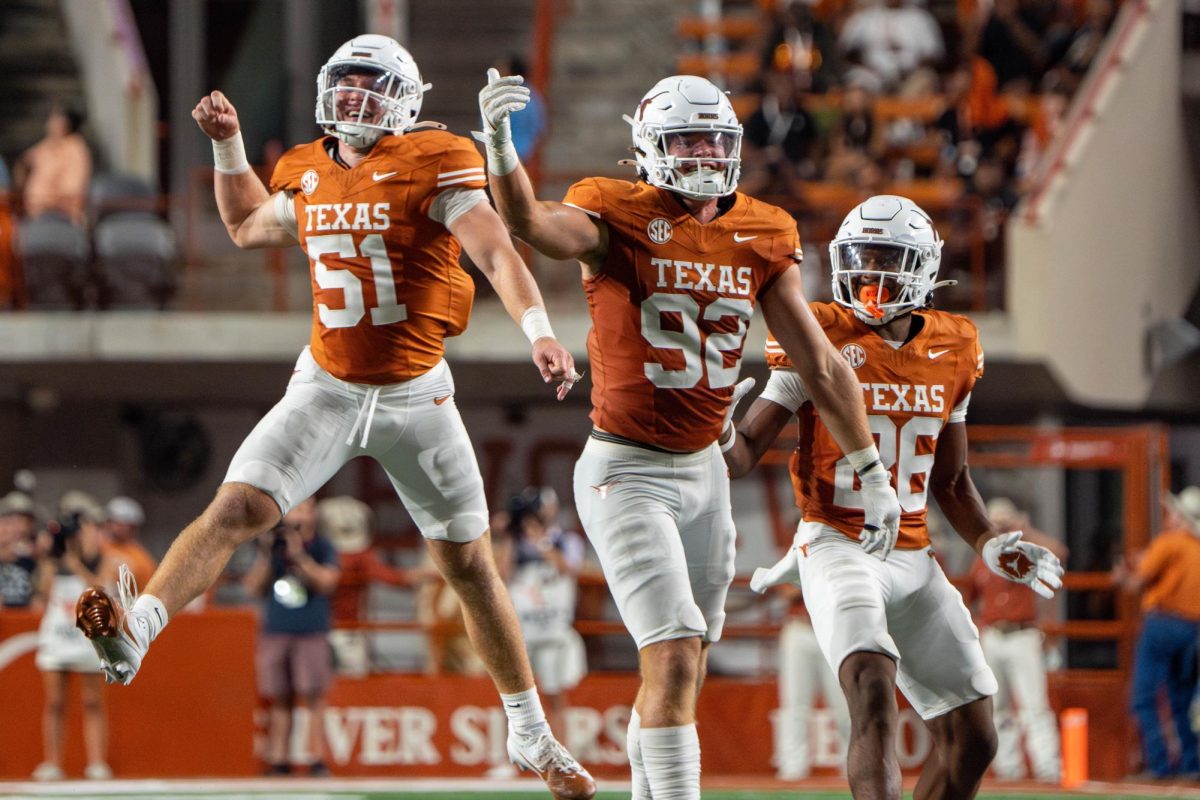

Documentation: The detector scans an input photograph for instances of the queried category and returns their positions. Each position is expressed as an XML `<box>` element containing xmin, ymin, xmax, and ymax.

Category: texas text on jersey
<box><xmin>271</xmin><ymin>130</ymin><xmax>486</xmax><ymax>384</ymax></box>
<box><xmin>765</xmin><ymin>302</ymin><xmax>984</xmax><ymax>549</ymax></box>
<box><xmin>564</xmin><ymin>177</ymin><xmax>803</xmax><ymax>452</ymax></box>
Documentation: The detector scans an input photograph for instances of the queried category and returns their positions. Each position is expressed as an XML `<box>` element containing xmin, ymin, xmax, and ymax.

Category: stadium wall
<box><xmin>0</xmin><ymin>609</ymin><xmax>1129</xmax><ymax>780</ymax></box>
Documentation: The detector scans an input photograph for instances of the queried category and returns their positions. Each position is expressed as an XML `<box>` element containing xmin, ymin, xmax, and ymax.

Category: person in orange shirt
<box><xmin>74</xmin><ymin>34</ymin><xmax>593</xmax><ymax>798</ymax></box>
<box><xmin>317</xmin><ymin>495</ymin><xmax>410</xmax><ymax>677</ymax></box>
<box><xmin>964</xmin><ymin>498</ymin><xmax>1067</xmax><ymax>782</ymax></box>
<box><xmin>100</xmin><ymin>496</ymin><xmax>157</xmax><ymax>592</ymax></box>
<box><xmin>1116</xmin><ymin>487</ymin><xmax>1200</xmax><ymax>779</ymax></box>
<box><xmin>479</xmin><ymin>71</ymin><xmax>901</xmax><ymax>800</ymax></box>
<box><xmin>724</xmin><ymin>195</ymin><xmax>1064</xmax><ymax>800</ymax></box>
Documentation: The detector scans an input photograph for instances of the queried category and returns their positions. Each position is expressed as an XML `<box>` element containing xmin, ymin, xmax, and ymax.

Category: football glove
<box><xmin>719</xmin><ymin>377</ymin><xmax>755</xmax><ymax>452</ymax></box>
<box><xmin>858</xmin><ymin>463</ymin><xmax>901</xmax><ymax>560</ymax></box>
<box><xmin>981</xmin><ymin>531</ymin><xmax>1065</xmax><ymax>599</ymax></box>
<box><xmin>474</xmin><ymin>68</ymin><xmax>528</xmax><ymax>175</ymax></box>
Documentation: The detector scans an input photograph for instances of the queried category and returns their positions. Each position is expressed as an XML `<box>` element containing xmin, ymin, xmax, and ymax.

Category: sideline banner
<box><xmin>0</xmin><ymin>610</ymin><xmax>1125</xmax><ymax>779</ymax></box>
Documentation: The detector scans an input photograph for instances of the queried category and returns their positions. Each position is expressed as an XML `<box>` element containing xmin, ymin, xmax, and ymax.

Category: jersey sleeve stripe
<box><xmin>436</xmin><ymin>175</ymin><xmax>488</xmax><ymax>188</ymax></box>
<box><xmin>563</xmin><ymin>202</ymin><xmax>600</xmax><ymax>218</ymax></box>
<box><xmin>437</xmin><ymin>167</ymin><xmax>486</xmax><ymax>179</ymax></box>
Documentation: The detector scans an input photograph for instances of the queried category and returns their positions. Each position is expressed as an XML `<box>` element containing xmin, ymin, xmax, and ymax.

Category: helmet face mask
<box><xmin>625</xmin><ymin>76</ymin><xmax>742</xmax><ymax>200</ymax></box>
<box><xmin>316</xmin><ymin>35</ymin><xmax>430</xmax><ymax>149</ymax></box>
<box><xmin>829</xmin><ymin>195</ymin><xmax>947</xmax><ymax>326</ymax></box>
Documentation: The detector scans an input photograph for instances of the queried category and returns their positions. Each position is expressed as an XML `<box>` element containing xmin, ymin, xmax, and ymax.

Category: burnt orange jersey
<box><xmin>564</xmin><ymin>178</ymin><xmax>801</xmax><ymax>452</ymax></box>
<box><xmin>271</xmin><ymin>131</ymin><xmax>486</xmax><ymax>384</ymax></box>
<box><xmin>765</xmin><ymin>304</ymin><xmax>984</xmax><ymax>549</ymax></box>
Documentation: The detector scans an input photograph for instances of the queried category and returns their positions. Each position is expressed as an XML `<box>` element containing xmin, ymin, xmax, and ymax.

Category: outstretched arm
<box><xmin>477</xmin><ymin>70</ymin><xmax>607</xmax><ymax>266</ymax></box>
<box><xmin>449</xmin><ymin>199</ymin><xmax>579</xmax><ymax>398</ymax></box>
<box><xmin>191</xmin><ymin>90</ymin><xmax>296</xmax><ymax>249</ymax></box>
<box><xmin>931</xmin><ymin>422</ymin><xmax>1064</xmax><ymax>598</ymax></box>
<box><xmin>760</xmin><ymin>268</ymin><xmax>900</xmax><ymax>558</ymax></box>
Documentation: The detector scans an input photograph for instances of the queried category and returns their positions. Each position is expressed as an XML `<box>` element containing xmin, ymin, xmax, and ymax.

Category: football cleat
<box><xmin>75</xmin><ymin>564</ymin><xmax>151</xmax><ymax>685</ymax></box>
<box><xmin>507</xmin><ymin>731</ymin><xmax>597</xmax><ymax>800</ymax></box>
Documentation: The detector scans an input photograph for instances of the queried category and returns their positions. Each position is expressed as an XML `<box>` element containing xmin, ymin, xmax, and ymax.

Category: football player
<box><xmin>75</xmin><ymin>35</ymin><xmax>594</xmax><ymax>798</ymax></box>
<box><xmin>725</xmin><ymin>195</ymin><xmax>1065</xmax><ymax>799</ymax></box>
<box><xmin>477</xmin><ymin>71</ymin><xmax>901</xmax><ymax>800</ymax></box>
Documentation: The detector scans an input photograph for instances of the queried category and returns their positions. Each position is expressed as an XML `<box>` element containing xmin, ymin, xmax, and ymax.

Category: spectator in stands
<box><xmin>838</xmin><ymin>0</ymin><xmax>944</xmax><ymax>94</ymax></box>
<box><xmin>493</xmin><ymin>54</ymin><xmax>546</xmax><ymax>162</ymax></box>
<box><xmin>34</xmin><ymin>501</ymin><xmax>112</xmax><ymax>781</ymax></box>
<box><xmin>0</xmin><ymin>492</ymin><xmax>40</xmax><ymax>609</ymax></box>
<box><xmin>0</xmin><ymin>490</ymin><xmax>40</xmax><ymax>556</ymax></box>
<box><xmin>761</xmin><ymin>0</ymin><xmax>842</xmax><ymax>93</ymax></box>
<box><xmin>1046</xmin><ymin>0</ymin><xmax>1116</xmax><ymax>93</ymax></box>
<box><xmin>318</xmin><ymin>495</ymin><xmax>410</xmax><ymax>677</ymax></box>
<box><xmin>974</xmin><ymin>0</ymin><xmax>1056</xmax><ymax>91</ymax></box>
<box><xmin>504</xmin><ymin>487</ymin><xmax>587</xmax><ymax>739</ymax></box>
<box><xmin>103</xmin><ymin>496</ymin><xmax>157</xmax><ymax>591</ymax></box>
<box><xmin>14</xmin><ymin>105</ymin><xmax>92</xmax><ymax>224</ymax></box>
<box><xmin>964</xmin><ymin>498</ymin><xmax>1065</xmax><ymax>782</ymax></box>
<box><xmin>1115</xmin><ymin>487</ymin><xmax>1200</xmax><ymax>779</ymax></box>
<box><xmin>932</xmin><ymin>59</ymin><xmax>1014</xmax><ymax>171</ymax></box>
<box><xmin>741</xmin><ymin>72</ymin><xmax>819</xmax><ymax>194</ymax></box>
<box><xmin>824</xmin><ymin>82</ymin><xmax>883</xmax><ymax>183</ymax></box>
<box><xmin>243</xmin><ymin>498</ymin><xmax>340</xmax><ymax>777</ymax></box>
<box><xmin>773</xmin><ymin>584</ymin><xmax>850</xmax><ymax>781</ymax></box>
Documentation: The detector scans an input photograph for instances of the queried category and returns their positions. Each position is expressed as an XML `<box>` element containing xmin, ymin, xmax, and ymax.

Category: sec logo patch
<box><xmin>841</xmin><ymin>343</ymin><xmax>867</xmax><ymax>368</ymax></box>
<box><xmin>301</xmin><ymin>169</ymin><xmax>320</xmax><ymax>196</ymax></box>
<box><xmin>647</xmin><ymin>217</ymin><xmax>673</xmax><ymax>245</ymax></box>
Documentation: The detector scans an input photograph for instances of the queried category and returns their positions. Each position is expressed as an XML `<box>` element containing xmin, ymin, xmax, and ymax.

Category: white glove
<box><xmin>858</xmin><ymin>465</ymin><xmax>901</xmax><ymax>560</ymax></box>
<box><xmin>981</xmin><ymin>531</ymin><xmax>1065</xmax><ymax>599</ymax></box>
<box><xmin>750</xmin><ymin>546</ymin><xmax>800</xmax><ymax>594</ymax></box>
<box><xmin>719</xmin><ymin>377</ymin><xmax>755</xmax><ymax>453</ymax></box>
<box><xmin>474</xmin><ymin>68</ymin><xmax>529</xmax><ymax>175</ymax></box>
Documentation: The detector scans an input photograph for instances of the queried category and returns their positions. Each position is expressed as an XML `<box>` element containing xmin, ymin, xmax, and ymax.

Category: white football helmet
<box><xmin>830</xmin><ymin>195</ymin><xmax>951</xmax><ymax>326</ymax></box>
<box><xmin>623</xmin><ymin>75</ymin><xmax>742</xmax><ymax>200</ymax></box>
<box><xmin>315</xmin><ymin>34</ymin><xmax>431</xmax><ymax>149</ymax></box>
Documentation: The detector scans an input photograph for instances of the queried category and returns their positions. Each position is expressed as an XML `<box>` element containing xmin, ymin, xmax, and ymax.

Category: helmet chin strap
<box><xmin>334</xmin><ymin>123</ymin><xmax>384</xmax><ymax>149</ymax></box>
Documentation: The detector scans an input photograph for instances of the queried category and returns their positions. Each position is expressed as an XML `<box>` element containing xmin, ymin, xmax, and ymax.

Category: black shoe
<box><xmin>263</xmin><ymin>763</ymin><xmax>291</xmax><ymax>776</ymax></box>
<box><xmin>309</xmin><ymin>761</ymin><xmax>330</xmax><ymax>777</ymax></box>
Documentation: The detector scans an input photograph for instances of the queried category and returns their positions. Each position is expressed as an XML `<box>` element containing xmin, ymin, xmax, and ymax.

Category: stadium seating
<box><xmin>17</xmin><ymin>213</ymin><xmax>90</xmax><ymax>309</ymax></box>
<box><xmin>88</xmin><ymin>173</ymin><xmax>177</xmax><ymax>309</ymax></box>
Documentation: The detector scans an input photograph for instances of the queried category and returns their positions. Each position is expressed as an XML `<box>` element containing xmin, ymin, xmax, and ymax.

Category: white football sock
<box><xmin>641</xmin><ymin>723</ymin><xmax>700</xmax><ymax>800</ymax></box>
<box><xmin>499</xmin><ymin>688</ymin><xmax>551</xmax><ymax>739</ymax></box>
<box><xmin>627</xmin><ymin>709</ymin><xmax>652</xmax><ymax>799</ymax></box>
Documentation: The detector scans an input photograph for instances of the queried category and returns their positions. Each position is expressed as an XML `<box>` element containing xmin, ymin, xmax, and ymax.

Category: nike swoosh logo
<box><xmin>733</xmin><ymin>233</ymin><xmax>757</xmax><ymax>242</ymax></box>
<box><xmin>434</xmin><ymin>394</ymin><xmax>453</xmax><ymax>406</ymax></box>
<box><xmin>372</xmin><ymin>171</ymin><xmax>398</xmax><ymax>182</ymax></box>
<box><xmin>928</xmin><ymin>349</ymin><xmax>950</xmax><ymax>360</ymax></box>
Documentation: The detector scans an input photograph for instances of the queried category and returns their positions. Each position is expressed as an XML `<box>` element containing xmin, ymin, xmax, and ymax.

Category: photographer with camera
<box><xmin>34</xmin><ymin>492</ymin><xmax>112</xmax><ymax>781</ymax></box>
<box><xmin>242</xmin><ymin>497</ymin><xmax>339</xmax><ymax>777</ymax></box>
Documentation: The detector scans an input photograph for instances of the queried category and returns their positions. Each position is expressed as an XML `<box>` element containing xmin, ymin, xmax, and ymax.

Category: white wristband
<box><xmin>520</xmin><ymin>306</ymin><xmax>556</xmax><ymax>344</ymax></box>
<box><xmin>719</xmin><ymin>428</ymin><xmax>737</xmax><ymax>453</ymax></box>
<box><xmin>846</xmin><ymin>445</ymin><xmax>884</xmax><ymax>477</ymax></box>
<box><xmin>486</xmin><ymin>140</ymin><xmax>520</xmax><ymax>177</ymax></box>
<box><xmin>213</xmin><ymin>131</ymin><xmax>250</xmax><ymax>175</ymax></box>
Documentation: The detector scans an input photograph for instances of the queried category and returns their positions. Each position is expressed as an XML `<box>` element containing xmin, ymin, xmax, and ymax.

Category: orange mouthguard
<box><xmin>858</xmin><ymin>285</ymin><xmax>890</xmax><ymax>318</ymax></box>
